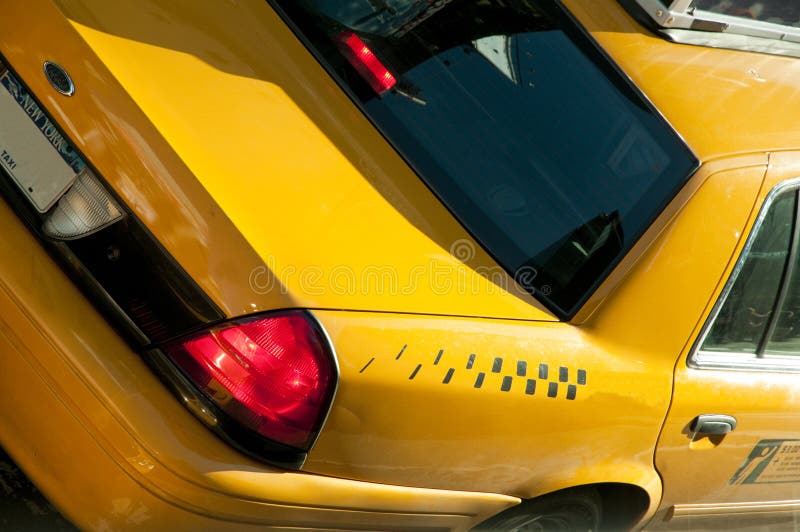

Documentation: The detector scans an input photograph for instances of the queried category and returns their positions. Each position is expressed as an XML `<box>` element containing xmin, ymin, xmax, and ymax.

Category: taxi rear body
<box><xmin>0</xmin><ymin>0</ymin><xmax>799</xmax><ymax>529</ymax></box>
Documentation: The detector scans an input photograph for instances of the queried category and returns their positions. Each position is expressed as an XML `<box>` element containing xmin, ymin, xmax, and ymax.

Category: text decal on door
<box><xmin>730</xmin><ymin>440</ymin><xmax>800</xmax><ymax>484</ymax></box>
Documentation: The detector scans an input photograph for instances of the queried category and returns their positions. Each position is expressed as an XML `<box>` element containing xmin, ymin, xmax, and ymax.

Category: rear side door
<box><xmin>652</xmin><ymin>176</ymin><xmax>800</xmax><ymax>529</ymax></box>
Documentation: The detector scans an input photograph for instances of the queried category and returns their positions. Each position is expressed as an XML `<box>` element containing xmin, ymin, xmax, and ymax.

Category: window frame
<box><xmin>691</xmin><ymin>177</ymin><xmax>800</xmax><ymax>373</ymax></box>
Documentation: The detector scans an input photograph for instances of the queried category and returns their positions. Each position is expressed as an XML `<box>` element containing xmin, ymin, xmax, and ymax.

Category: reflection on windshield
<box><xmin>533</xmin><ymin>212</ymin><xmax>624</xmax><ymax>289</ymax></box>
<box><xmin>274</xmin><ymin>0</ymin><xmax>698</xmax><ymax>317</ymax></box>
<box><xmin>298</xmin><ymin>0</ymin><xmax>454</xmax><ymax>37</ymax></box>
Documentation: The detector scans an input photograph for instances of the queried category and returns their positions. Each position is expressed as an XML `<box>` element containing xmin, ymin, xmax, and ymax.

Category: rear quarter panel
<box><xmin>307</xmin><ymin>157</ymin><xmax>767</xmax><ymax>526</ymax></box>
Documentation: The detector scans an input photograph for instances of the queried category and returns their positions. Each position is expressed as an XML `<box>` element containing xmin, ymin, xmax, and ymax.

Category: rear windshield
<box><xmin>270</xmin><ymin>0</ymin><xmax>699</xmax><ymax>318</ymax></box>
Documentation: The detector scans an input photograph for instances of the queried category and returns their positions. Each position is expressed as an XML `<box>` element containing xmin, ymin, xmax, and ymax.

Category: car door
<box><xmin>652</xmin><ymin>176</ymin><xmax>800</xmax><ymax>530</ymax></box>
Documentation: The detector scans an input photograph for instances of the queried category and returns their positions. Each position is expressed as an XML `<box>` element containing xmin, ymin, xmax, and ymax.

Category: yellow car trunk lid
<box><xmin>49</xmin><ymin>0</ymin><xmax>554</xmax><ymax>322</ymax></box>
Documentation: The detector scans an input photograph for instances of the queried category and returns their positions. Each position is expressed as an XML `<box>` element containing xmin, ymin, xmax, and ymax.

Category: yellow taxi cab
<box><xmin>0</xmin><ymin>0</ymin><xmax>799</xmax><ymax>529</ymax></box>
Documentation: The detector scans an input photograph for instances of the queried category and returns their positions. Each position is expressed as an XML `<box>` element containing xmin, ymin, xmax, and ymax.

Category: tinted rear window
<box><xmin>270</xmin><ymin>0</ymin><xmax>699</xmax><ymax>318</ymax></box>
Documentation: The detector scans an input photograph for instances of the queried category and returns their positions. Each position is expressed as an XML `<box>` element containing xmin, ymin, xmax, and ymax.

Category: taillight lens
<box><xmin>163</xmin><ymin>311</ymin><xmax>337</xmax><ymax>450</ymax></box>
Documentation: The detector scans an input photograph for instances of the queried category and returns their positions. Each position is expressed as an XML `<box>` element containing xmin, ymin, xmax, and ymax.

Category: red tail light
<box><xmin>163</xmin><ymin>311</ymin><xmax>337</xmax><ymax>450</ymax></box>
<box><xmin>336</xmin><ymin>31</ymin><xmax>397</xmax><ymax>94</ymax></box>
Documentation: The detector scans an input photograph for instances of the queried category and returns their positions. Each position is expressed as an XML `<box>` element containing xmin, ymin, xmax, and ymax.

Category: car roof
<box><xmin>566</xmin><ymin>0</ymin><xmax>800</xmax><ymax>162</ymax></box>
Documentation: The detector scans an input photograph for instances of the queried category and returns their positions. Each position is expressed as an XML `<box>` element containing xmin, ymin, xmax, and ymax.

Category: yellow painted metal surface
<box><xmin>0</xmin><ymin>154</ymin><xmax>766</xmax><ymax>528</ymax></box>
<box><xmin>0</xmin><ymin>195</ymin><xmax>517</xmax><ymax>529</ymax></box>
<box><xmin>0</xmin><ymin>0</ymin><xmax>797</xmax><ymax>528</ymax></box>
<box><xmin>306</xmin><ymin>159</ymin><xmax>765</xmax><ymax>524</ymax></box>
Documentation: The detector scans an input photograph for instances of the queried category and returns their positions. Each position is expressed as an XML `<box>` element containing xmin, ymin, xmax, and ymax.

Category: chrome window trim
<box><xmin>661</xmin><ymin>29</ymin><xmax>800</xmax><ymax>60</ymax></box>
<box><xmin>690</xmin><ymin>177</ymin><xmax>800</xmax><ymax>373</ymax></box>
<box><xmin>690</xmin><ymin>351</ymin><xmax>800</xmax><ymax>373</ymax></box>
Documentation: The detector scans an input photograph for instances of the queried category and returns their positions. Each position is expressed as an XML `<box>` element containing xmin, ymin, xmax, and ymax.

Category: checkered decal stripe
<box><xmin>359</xmin><ymin>345</ymin><xmax>588</xmax><ymax>400</ymax></box>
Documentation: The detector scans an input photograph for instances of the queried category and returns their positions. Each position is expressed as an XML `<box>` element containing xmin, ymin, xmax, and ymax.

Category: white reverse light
<box><xmin>42</xmin><ymin>170</ymin><xmax>124</xmax><ymax>240</ymax></box>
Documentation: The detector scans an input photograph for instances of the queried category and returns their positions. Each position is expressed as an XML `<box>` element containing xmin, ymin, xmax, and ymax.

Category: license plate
<box><xmin>0</xmin><ymin>69</ymin><xmax>85</xmax><ymax>212</ymax></box>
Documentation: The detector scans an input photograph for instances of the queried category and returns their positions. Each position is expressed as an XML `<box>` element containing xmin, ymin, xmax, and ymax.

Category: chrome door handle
<box><xmin>690</xmin><ymin>414</ymin><xmax>737</xmax><ymax>435</ymax></box>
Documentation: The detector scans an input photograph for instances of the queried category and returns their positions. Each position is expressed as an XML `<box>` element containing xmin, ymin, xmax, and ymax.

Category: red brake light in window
<box><xmin>336</xmin><ymin>31</ymin><xmax>397</xmax><ymax>94</ymax></box>
<box><xmin>163</xmin><ymin>311</ymin><xmax>337</xmax><ymax>450</ymax></box>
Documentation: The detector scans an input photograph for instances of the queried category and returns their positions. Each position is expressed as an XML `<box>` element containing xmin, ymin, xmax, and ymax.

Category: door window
<box><xmin>695</xmin><ymin>181</ymin><xmax>800</xmax><ymax>368</ymax></box>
